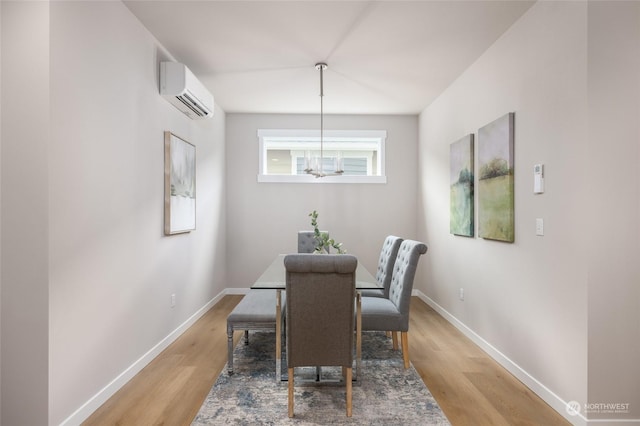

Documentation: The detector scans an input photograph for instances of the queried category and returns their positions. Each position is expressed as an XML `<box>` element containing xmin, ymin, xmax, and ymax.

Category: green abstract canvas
<box><xmin>478</xmin><ymin>113</ymin><xmax>515</xmax><ymax>242</ymax></box>
<box><xmin>450</xmin><ymin>134</ymin><xmax>474</xmax><ymax>237</ymax></box>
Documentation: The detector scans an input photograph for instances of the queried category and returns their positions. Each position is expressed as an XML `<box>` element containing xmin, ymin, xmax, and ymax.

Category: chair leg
<box><xmin>227</xmin><ymin>327</ymin><xmax>235</xmax><ymax>375</ymax></box>
<box><xmin>401</xmin><ymin>331</ymin><xmax>409</xmax><ymax>369</ymax></box>
<box><xmin>392</xmin><ymin>331</ymin><xmax>399</xmax><ymax>350</ymax></box>
<box><xmin>276</xmin><ymin>290</ymin><xmax>282</xmax><ymax>383</ymax></box>
<box><xmin>346</xmin><ymin>367</ymin><xmax>352</xmax><ymax>417</ymax></box>
<box><xmin>356</xmin><ymin>293</ymin><xmax>362</xmax><ymax>380</ymax></box>
<box><xmin>288</xmin><ymin>368</ymin><xmax>294</xmax><ymax>417</ymax></box>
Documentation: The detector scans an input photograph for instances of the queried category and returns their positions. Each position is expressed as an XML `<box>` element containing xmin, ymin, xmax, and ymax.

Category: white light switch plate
<box><xmin>536</xmin><ymin>218</ymin><xmax>544</xmax><ymax>236</ymax></box>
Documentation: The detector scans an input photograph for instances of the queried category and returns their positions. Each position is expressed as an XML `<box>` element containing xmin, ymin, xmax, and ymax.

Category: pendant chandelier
<box><xmin>304</xmin><ymin>63</ymin><xmax>344</xmax><ymax>178</ymax></box>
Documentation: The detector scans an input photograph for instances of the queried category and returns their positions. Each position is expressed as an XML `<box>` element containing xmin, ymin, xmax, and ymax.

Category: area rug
<box><xmin>192</xmin><ymin>331</ymin><xmax>450</xmax><ymax>425</ymax></box>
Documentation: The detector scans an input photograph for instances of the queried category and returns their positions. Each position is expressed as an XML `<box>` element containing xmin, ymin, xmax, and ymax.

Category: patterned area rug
<box><xmin>193</xmin><ymin>331</ymin><xmax>450</xmax><ymax>425</ymax></box>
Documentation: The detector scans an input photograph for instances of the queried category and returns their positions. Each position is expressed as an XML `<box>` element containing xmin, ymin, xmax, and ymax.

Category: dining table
<box><xmin>251</xmin><ymin>254</ymin><xmax>381</xmax><ymax>382</ymax></box>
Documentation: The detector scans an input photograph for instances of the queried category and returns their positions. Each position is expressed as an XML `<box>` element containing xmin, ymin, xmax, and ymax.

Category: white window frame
<box><xmin>257</xmin><ymin>129</ymin><xmax>387</xmax><ymax>184</ymax></box>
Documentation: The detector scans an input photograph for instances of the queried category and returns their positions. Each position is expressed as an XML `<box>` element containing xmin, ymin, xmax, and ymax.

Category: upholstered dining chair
<box><xmin>297</xmin><ymin>231</ymin><xmax>316</xmax><ymax>253</ymax></box>
<box><xmin>361</xmin><ymin>239</ymin><xmax>428</xmax><ymax>369</ymax></box>
<box><xmin>284</xmin><ymin>253</ymin><xmax>358</xmax><ymax>418</ymax></box>
<box><xmin>297</xmin><ymin>230</ymin><xmax>328</xmax><ymax>253</ymax></box>
<box><xmin>359</xmin><ymin>235</ymin><xmax>403</xmax><ymax>298</ymax></box>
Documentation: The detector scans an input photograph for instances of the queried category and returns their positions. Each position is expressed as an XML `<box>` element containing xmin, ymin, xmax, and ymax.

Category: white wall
<box><xmin>586</xmin><ymin>1</ymin><xmax>640</xmax><ymax>422</ymax></box>
<box><xmin>48</xmin><ymin>3</ymin><xmax>227</xmax><ymax>424</ymax></box>
<box><xmin>0</xmin><ymin>1</ymin><xmax>226</xmax><ymax>424</ymax></box>
<box><xmin>418</xmin><ymin>1</ymin><xmax>589</xmax><ymax>422</ymax></box>
<box><xmin>1</xmin><ymin>2</ymin><xmax>50</xmax><ymax>425</ymax></box>
<box><xmin>226</xmin><ymin>114</ymin><xmax>418</xmax><ymax>289</ymax></box>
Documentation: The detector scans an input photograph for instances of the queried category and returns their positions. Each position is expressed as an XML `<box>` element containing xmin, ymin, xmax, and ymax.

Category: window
<box><xmin>257</xmin><ymin>129</ymin><xmax>387</xmax><ymax>183</ymax></box>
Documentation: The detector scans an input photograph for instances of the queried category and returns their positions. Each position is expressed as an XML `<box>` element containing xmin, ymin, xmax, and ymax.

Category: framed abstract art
<box><xmin>477</xmin><ymin>113</ymin><xmax>515</xmax><ymax>242</ymax></box>
<box><xmin>450</xmin><ymin>134</ymin><xmax>474</xmax><ymax>237</ymax></box>
<box><xmin>164</xmin><ymin>131</ymin><xmax>196</xmax><ymax>235</ymax></box>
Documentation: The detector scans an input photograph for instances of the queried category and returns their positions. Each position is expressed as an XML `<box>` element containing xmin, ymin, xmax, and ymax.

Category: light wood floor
<box><xmin>83</xmin><ymin>296</ymin><xmax>570</xmax><ymax>425</ymax></box>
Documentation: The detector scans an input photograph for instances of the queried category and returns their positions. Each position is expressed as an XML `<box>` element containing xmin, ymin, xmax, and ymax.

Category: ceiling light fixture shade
<box><xmin>304</xmin><ymin>62</ymin><xmax>344</xmax><ymax>178</ymax></box>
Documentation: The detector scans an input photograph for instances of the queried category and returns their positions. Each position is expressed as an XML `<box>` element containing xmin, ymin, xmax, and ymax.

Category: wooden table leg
<box><xmin>346</xmin><ymin>367</ymin><xmax>352</xmax><ymax>417</ymax></box>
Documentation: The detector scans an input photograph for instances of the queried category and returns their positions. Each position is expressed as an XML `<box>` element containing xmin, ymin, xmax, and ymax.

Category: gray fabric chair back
<box><xmin>376</xmin><ymin>235</ymin><xmax>403</xmax><ymax>297</ymax></box>
<box><xmin>297</xmin><ymin>231</ymin><xmax>328</xmax><ymax>253</ymax></box>
<box><xmin>284</xmin><ymin>254</ymin><xmax>357</xmax><ymax>368</ymax></box>
<box><xmin>297</xmin><ymin>231</ymin><xmax>316</xmax><ymax>253</ymax></box>
<box><xmin>388</xmin><ymin>240</ymin><xmax>428</xmax><ymax>320</ymax></box>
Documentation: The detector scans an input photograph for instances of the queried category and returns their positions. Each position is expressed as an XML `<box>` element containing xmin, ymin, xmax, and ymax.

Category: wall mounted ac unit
<box><xmin>160</xmin><ymin>62</ymin><xmax>214</xmax><ymax>119</ymax></box>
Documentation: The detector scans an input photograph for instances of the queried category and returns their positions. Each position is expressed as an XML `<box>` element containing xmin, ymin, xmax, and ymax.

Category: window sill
<box><xmin>257</xmin><ymin>175</ymin><xmax>387</xmax><ymax>184</ymax></box>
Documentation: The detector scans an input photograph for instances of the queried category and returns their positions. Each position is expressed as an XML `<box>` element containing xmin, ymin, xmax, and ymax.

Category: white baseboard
<box><xmin>413</xmin><ymin>290</ymin><xmax>586</xmax><ymax>426</ymax></box>
<box><xmin>60</xmin><ymin>289</ymin><xmax>233</xmax><ymax>426</ymax></box>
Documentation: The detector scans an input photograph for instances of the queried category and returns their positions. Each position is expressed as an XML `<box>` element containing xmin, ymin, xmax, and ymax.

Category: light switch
<box><xmin>536</xmin><ymin>218</ymin><xmax>544</xmax><ymax>236</ymax></box>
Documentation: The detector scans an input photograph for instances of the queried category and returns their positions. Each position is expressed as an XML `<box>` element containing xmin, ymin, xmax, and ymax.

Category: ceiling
<box><xmin>124</xmin><ymin>0</ymin><xmax>534</xmax><ymax>115</ymax></box>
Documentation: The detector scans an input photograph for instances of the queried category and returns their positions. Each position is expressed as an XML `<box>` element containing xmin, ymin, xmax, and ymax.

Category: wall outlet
<box><xmin>171</xmin><ymin>293</ymin><xmax>176</xmax><ymax>308</ymax></box>
<box><xmin>459</xmin><ymin>288</ymin><xmax>464</xmax><ymax>301</ymax></box>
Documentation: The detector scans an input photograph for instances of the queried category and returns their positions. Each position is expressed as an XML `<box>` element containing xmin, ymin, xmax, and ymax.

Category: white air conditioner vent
<box><xmin>160</xmin><ymin>62</ymin><xmax>214</xmax><ymax>119</ymax></box>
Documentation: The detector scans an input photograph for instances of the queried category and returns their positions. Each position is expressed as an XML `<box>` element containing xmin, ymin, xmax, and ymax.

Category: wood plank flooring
<box><xmin>83</xmin><ymin>296</ymin><xmax>570</xmax><ymax>425</ymax></box>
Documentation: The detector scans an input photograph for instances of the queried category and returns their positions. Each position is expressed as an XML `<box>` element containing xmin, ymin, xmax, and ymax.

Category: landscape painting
<box><xmin>164</xmin><ymin>132</ymin><xmax>196</xmax><ymax>235</ymax></box>
<box><xmin>478</xmin><ymin>113</ymin><xmax>514</xmax><ymax>242</ymax></box>
<box><xmin>450</xmin><ymin>134</ymin><xmax>474</xmax><ymax>237</ymax></box>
